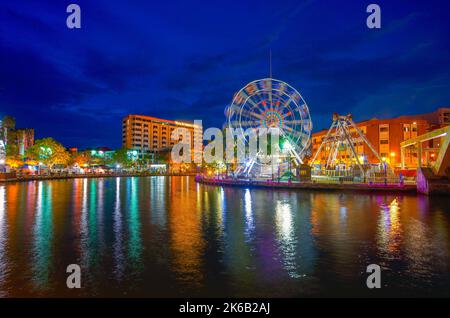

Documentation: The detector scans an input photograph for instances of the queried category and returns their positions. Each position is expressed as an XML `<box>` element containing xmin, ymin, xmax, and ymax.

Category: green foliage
<box><xmin>154</xmin><ymin>151</ymin><xmax>169</xmax><ymax>163</ymax></box>
<box><xmin>112</xmin><ymin>148</ymin><xmax>133</xmax><ymax>168</ymax></box>
<box><xmin>6</xmin><ymin>142</ymin><xmax>19</xmax><ymax>158</ymax></box>
<box><xmin>2</xmin><ymin>117</ymin><xmax>19</xmax><ymax>157</ymax></box>
<box><xmin>25</xmin><ymin>137</ymin><xmax>71</xmax><ymax>167</ymax></box>
<box><xmin>2</xmin><ymin>115</ymin><xmax>16</xmax><ymax>130</ymax></box>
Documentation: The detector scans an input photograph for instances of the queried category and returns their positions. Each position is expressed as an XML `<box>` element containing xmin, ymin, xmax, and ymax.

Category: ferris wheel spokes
<box><xmin>227</xmin><ymin>78</ymin><xmax>312</xmax><ymax>178</ymax></box>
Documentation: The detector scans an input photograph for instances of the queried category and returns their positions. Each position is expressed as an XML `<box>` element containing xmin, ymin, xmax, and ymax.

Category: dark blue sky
<box><xmin>1</xmin><ymin>0</ymin><xmax>449</xmax><ymax>149</ymax></box>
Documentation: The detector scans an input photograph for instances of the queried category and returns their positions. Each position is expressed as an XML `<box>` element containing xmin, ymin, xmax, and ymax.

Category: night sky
<box><xmin>1</xmin><ymin>0</ymin><xmax>449</xmax><ymax>149</ymax></box>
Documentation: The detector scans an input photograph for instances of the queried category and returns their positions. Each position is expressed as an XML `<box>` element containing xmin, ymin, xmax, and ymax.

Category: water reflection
<box><xmin>169</xmin><ymin>176</ymin><xmax>204</xmax><ymax>289</ymax></box>
<box><xmin>127</xmin><ymin>177</ymin><xmax>142</xmax><ymax>266</ymax></box>
<box><xmin>80</xmin><ymin>179</ymin><xmax>89</xmax><ymax>271</ymax></box>
<box><xmin>275</xmin><ymin>199</ymin><xmax>298</xmax><ymax>277</ymax></box>
<box><xmin>244</xmin><ymin>189</ymin><xmax>254</xmax><ymax>241</ymax></box>
<box><xmin>0</xmin><ymin>177</ymin><xmax>448</xmax><ymax>297</ymax></box>
<box><xmin>0</xmin><ymin>186</ymin><xmax>7</xmax><ymax>296</ymax></box>
<box><xmin>378</xmin><ymin>197</ymin><xmax>403</xmax><ymax>257</ymax></box>
<box><xmin>32</xmin><ymin>182</ymin><xmax>53</xmax><ymax>291</ymax></box>
<box><xmin>113</xmin><ymin>178</ymin><xmax>124</xmax><ymax>281</ymax></box>
<box><xmin>150</xmin><ymin>176</ymin><xmax>167</xmax><ymax>228</ymax></box>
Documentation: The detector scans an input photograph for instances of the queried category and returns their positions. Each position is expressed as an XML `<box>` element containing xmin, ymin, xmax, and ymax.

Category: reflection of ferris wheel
<box><xmin>226</xmin><ymin>78</ymin><xmax>312</xmax><ymax>168</ymax></box>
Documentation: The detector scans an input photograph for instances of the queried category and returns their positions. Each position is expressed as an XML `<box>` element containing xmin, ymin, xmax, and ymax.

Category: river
<box><xmin>0</xmin><ymin>176</ymin><xmax>449</xmax><ymax>297</ymax></box>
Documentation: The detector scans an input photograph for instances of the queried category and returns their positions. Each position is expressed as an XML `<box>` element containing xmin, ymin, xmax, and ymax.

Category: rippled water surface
<box><xmin>0</xmin><ymin>176</ymin><xmax>449</xmax><ymax>297</ymax></box>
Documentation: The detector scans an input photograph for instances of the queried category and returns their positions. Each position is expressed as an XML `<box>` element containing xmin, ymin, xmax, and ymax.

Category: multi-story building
<box><xmin>15</xmin><ymin>128</ymin><xmax>34</xmax><ymax>156</ymax></box>
<box><xmin>311</xmin><ymin>115</ymin><xmax>430</xmax><ymax>168</ymax></box>
<box><xmin>400</xmin><ymin>107</ymin><xmax>450</xmax><ymax>128</ymax></box>
<box><xmin>122</xmin><ymin>114</ymin><xmax>202</xmax><ymax>161</ymax></box>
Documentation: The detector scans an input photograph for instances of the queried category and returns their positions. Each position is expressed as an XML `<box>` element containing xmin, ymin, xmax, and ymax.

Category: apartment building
<box><xmin>311</xmin><ymin>116</ymin><xmax>428</xmax><ymax>168</ymax></box>
<box><xmin>122</xmin><ymin>114</ymin><xmax>202</xmax><ymax>160</ymax></box>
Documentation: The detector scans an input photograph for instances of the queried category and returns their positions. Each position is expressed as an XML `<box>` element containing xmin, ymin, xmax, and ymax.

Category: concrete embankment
<box><xmin>0</xmin><ymin>173</ymin><xmax>197</xmax><ymax>183</ymax></box>
<box><xmin>196</xmin><ymin>176</ymin><xmax>418</xmax><ymax>194</ymax></box>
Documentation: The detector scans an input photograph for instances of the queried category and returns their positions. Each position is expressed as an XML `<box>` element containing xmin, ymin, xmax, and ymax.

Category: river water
<box><xmin>0</xmin><ymin>176</ymin><xmax>449</xmax><ymax>297</ymax></box>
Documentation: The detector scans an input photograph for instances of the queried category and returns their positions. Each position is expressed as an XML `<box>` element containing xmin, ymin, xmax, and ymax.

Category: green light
<box><xmin>280</xmin><ymin>139</ymin><xmax>292</xmax><ymax>151</ymax></box>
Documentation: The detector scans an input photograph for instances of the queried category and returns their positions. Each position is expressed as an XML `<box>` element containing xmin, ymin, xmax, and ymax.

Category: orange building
<box><xmin>122</xmin><ymin>114</ymin><xmax>202</xmax><ymax>160</ymax></box>
<box><xmin>310</xmin><ymin>110</ymin><xmax>449</xmax><ymax>168</ymax></box>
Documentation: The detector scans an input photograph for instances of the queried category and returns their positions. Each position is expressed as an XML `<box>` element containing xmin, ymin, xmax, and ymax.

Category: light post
<box><xmin>0</xmin><ymin>159</ymin><xmax>5</xmax><ymax>173</ymax></box>
<box><xmin>282</xmin><ymin>140</ymin><xmax>293</xmax><ymax>182</ymax></box>
<box><xmin>277</xmin><ymin>164</ymin><xmax>280</xmax><ymax>182</ymax></box>
<box><xmin>382</xmin><ymin>157</ymin><xmax>387</xmax><ymax>185</ymax></box>
<box><xmin>288</xmin><ymin>152</ymin><xmax>292</xmax><ymax>182</ymax></box>
<box><xmin>390</xmin><ymin>152</ymin><xmax>396</xmax><ymax>166</ymax></box>
<box><xmin>271</xmin><ymin>153</ymin><xmax>274</xmax><ymax>181</ymax></box>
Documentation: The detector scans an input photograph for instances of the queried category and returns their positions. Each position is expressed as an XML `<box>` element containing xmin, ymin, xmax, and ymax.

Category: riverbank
<box><xmin>0</xmin><ymin>172</ymin><xmax>197</xmax><ymax>183</ymax></box>
<box><xmin>195</xmin><ymin>175</ymin><xmax>418</xmax><ymax>194</ymax></box>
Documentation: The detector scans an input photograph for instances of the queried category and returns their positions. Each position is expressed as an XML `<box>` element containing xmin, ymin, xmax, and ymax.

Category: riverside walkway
<box><xmin>0</xmin><ymin>172</ymin><xmax>197</xmax><ymax>183</ymax></box>
<box><xmin>195</xmin><ymin>175</ymin><xmax>417</xmax><ymax>194</ymax></box>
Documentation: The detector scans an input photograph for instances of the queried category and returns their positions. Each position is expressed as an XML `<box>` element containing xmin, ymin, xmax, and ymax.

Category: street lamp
<box><xmin>281</xmin><ymin>140</ymin><xmax>293</xmax><ymax>182</ymax></box>
<box><xmin>382</xmin><ymin>157</ymin><xmax>387</xmax><ymax>185</ymax></box>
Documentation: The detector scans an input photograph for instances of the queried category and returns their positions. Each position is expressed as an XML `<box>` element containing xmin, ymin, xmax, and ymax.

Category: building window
<box><xmin>380</xmin><ymin>140</ymin><xmax>389</xmax><ymax>144</ymax></box>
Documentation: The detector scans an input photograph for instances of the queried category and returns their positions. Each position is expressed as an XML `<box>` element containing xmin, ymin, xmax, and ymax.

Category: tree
<box><xmin>5</xmin><ymin>157</ymin><xmax>22</xmax><ymax>168</ymax></box>
<box><xmin>6</xmin><ymin>141</ymin><xmax>19</xmax><ymax>157</ymax></box>
<box><xmin>154</xmin><ymin>150</ymin><xmax>170</xmax><ymax>164</ymax></box>
<box><xmin>2</xmin><ymin>116</ymin><xmax>16</xmax><ymax>130</ymax></box>
<box><xmin>70</xmin><ymin>151</ymin><xmax>91</xmax><ymax>167</ymax></box>
<box><xmin>25</xmin><ymin>138</ymin><xmax>71</xmax><ymax>168</ymax></box>
<box><xmin>112</xmin><ymin>148</ymin><xmax>133</xmax><ymax>168</ymax></box>
<box><xmin>1</xmin><ymin>115</ymin><xmax>19</xmax><ymax>158</ymax></box>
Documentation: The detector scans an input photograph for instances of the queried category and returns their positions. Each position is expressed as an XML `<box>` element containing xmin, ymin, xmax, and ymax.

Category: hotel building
<box><xmin>311</xmin><ymin>108</ymin><xmax>450</xmax><ymax>168</ymax></box>
<box><xmin>122</xmin><ymin>114</ymin><xmax>202</xmax><ymax>161</ymax></box>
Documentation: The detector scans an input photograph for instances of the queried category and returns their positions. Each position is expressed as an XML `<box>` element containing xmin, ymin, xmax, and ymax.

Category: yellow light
<box><xmin>390</xmin><ymin>152</ymin><xmax>396</xmax><ymax>157</ymax></box>
<box><xmin>382</xmin><ymin>157</ymin><xmax>386</xmax><ymax>162</ymax></box>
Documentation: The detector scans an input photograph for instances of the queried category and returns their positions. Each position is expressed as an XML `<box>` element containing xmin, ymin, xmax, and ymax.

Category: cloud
<box><xmin>0</xmin><ymin>44</ymin><xmax>100</xmax><ymax>111</ymax></box>
<box><xmin>82</xmin><ymin>50</ymin><xmax>159</xmax><ymax>91</ymax></box>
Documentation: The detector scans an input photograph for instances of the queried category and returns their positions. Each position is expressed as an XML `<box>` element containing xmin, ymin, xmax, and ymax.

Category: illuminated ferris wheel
<box><xmin>226</xmin><ymin>78</ymin><xmax>312</xmax><ymax>173</ymax></box>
